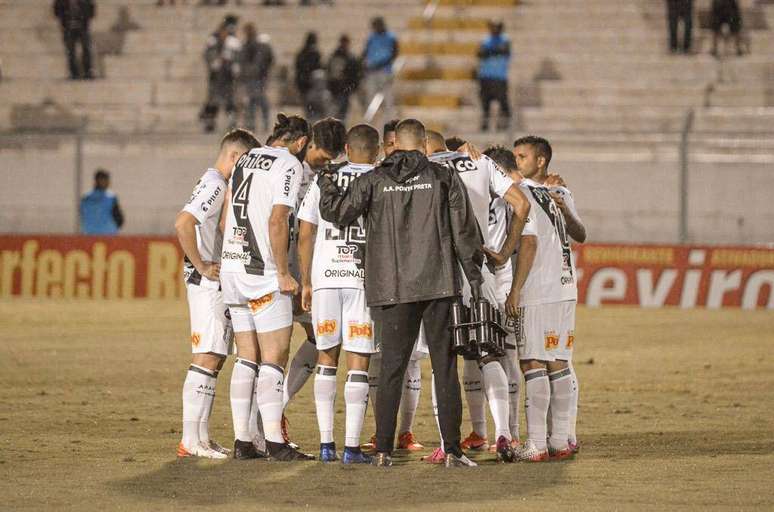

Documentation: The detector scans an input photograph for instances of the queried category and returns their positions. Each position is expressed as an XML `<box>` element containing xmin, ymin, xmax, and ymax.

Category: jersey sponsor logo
<box><xmin>237</xmin><ymin>152</ymin><xmax>278</xmax><ymax>172</ymax></box>
<box><xmin>191</xmin><ymin>332</ymin><xmax>201</xmax><ymax>347</ymax></box>
<box><xmin>566</xmin><ymin>331</ymin><xmax>575</xmax><ymax>349</ymax></box>
<box><xmin>323</xmin><ymin>268</ymin><xmax>364</xmax><ymax>279</ymax></box>
<box><xmin>200</xmin><ymin>185</ymin><xmax>222</xmax><ymax>213</ymax></box>
<box><xmin>348</xmin><ymin>322</ymin><xmax>373</xmax><ymax>340</ymax></box>
<box><xmin>441</xmin><ymin>156</ymin><xmax>477</xmax><ymax>173</ymax></box>
<box><xmin>316</xmin><ymin>319</ymin><xmax>337</xmax><ymax>336</ymax></box>
<box><xmin>544</xmin><ymin>330</ymin><xmax>559</xmax><ymax>350</ymax></box>
<box><xmin>248</xmin><ymin>292</ymin><xmax>274</xmax><ymax>313</ymax></box>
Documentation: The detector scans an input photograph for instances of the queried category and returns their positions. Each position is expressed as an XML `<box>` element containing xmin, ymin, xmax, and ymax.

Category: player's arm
<box><xmin>175</xmin><ymin>211</ymin><xmax>219</xmax><ymax>281</ymax></box>
<box><xmin>485</xmin><ymin>184</ymin><xmax>530</xmax><ymax>266</ymax></box>
<box><xmin>298</xmin><ymin>220</ymin><xmax>317</xmax><ymax>311</ymax></box>
<box><xmin>219</xmin><ymin>184</ymin><xmax>231</xmax><ymax>235</ymax></box>
<box><xmin>506</xmin><ymin>234</ymin><xmax>537</xmax><ymax>318</ymax></box>
<box><xmin>269</xmin><ymin>204</ymin><xmax>298</xmax><ymax>294</ymax></box>
<box><xmin>318</xmin><ymin>170</ymin><xmax>373</xmax><ymax>226</ymax></box>
<box><xmin>552</xmin><ymin>190</ymin><xmax>586</xmax><ymax>243</ymax></box>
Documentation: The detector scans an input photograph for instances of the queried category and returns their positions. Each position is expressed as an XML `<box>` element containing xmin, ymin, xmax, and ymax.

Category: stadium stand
<box><xmin>0</xmin><ymin>0</ymin><xmax>772</xmax><ymax>243</ymax></box>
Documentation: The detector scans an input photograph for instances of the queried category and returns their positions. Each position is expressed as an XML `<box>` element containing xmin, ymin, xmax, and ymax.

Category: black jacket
<box><xmin>327</xmin><ymin>47</ymin><xmax>361</xmax><ymax>96</ymax></box>
<box><xmin>318</xmin><ymin>150</ymin><xmax>484</xmax><ymax>307</ymax></box>
<box><xmin>54</xmin><ymin>0</ymin><xmax>95</xmax><ymax>30</ymax></box>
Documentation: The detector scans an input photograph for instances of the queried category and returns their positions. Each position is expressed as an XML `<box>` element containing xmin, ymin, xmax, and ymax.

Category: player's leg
<box><xmin>312</xmin><ymin>289</ymin><xmax>342</xmax><ymax>462</ymax></box>
<box><xmin>340</xmin><ymin>288</ymin><xmax>375</xmax><ymax>464</ymax></box>
<box><xmin>546</xmin><ymin>300</ymin><xmax>576</xmax><ymax>459</ymax></box>
<box><xmin>514</xmin><ymin>304</ymin><xmax>550</xmax><ymax>462</ymax></box>
<box><xmin>568</xmin><ymin>361</ymin><xmax>579</xmax><ymax>451</ymax></box>
<box><xmin>397</xmin><ymin>328</ymin><xmax>426</xmax><ymax>451</ymax></box>
<box><xmin>253</xmin><ymin>291</ymin><xmax>314</xmax><ymax>460</ymax></box>
<box><xmin>283</xmin><ymin>319</ymin><xmax>317</xmax><ymax>409</ymax></box>
<box><xmin>461</xmin><ymin>357</ymin><xmax>488</xmax><ymax>450</ymax></box>
<box><xmin>479</xmin><ymin>355</ymin><xmax>514</xmax><ymax>462</ymax></box>
<box><xmin>361</xmin><ymin>350</ymin><xmax>380</xmax><ymax>451</ymax></box>
<box><xmin>501</xmin><ymin>347</ymin><xmax>522</xmax><ymax>445</ymax></box>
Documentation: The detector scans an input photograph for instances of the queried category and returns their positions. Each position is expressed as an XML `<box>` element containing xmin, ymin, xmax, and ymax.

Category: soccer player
<box><xmin>175</xmin><ymin>128</ymin><xmax>259</xmax><ymax>459</ymax></box>
<box><xmin>482</xmin><ymin>145</ymin><xmax>524</xmax><ymax>450</ymax></box>
<box><xmin>282</xmin><ymin>118</ymin><xmax>347</xmax><ymax>443</ymax></box>
<box><xmin>423</xmin><ymin>131</ymin><xmax>530</xmax><ymax>463</ymax></box>
<box><xmin>297</xmin><ymin>124</ymin><xmax>380</xmax><ymax>464</ymax></box>
<box><xmin>513</xmin><ymin>136</ymin><xmax>586</xmax><ymax>452</ymax></box>
<box><xmin>508</xmin><ymin>158</ymin><xmax>578</xmax><ymax>462</ymax></box>
<box><xmin>220</xmin><ymin>113</ymin><xmax>314</xmax><ymax>461</ymax></box>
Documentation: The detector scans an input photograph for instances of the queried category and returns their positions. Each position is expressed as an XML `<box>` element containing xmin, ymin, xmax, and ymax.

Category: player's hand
<box><xmin>544</xmin><ymin>173</ymin><xmax>566</xmax><ymax>188</ymax></box>
<box><xmin>459</xmin><ymin>142</ymin><xmax>482</xmax><ymax>161</ymax></box>
<box><xmin>199</xmin><ymin>261</ymin><xmax>220</xmax><ymax>281</ymax></box>
<box><xmin>550</xmin><ymin>190</ymin><xmax>567</xmax><ymax>212</ymax></box>
<box><xmin>278</xmin><ymin>273</ymin><xmax>299</xmax><ymax>295</ymax></box>
<box><xmin>483</xmin><ymin>247</ymin><xmax>509</xmax><ymax>267</ymax></box>
<box><xmin>301</xmin><ymin>284</ymin><xmax>313</xmax><ymax>312</ymax></box>
<box><xmin>505</xmin><ymin>288</ymin><xmax>520</xmax><ymax>318</ymax></box>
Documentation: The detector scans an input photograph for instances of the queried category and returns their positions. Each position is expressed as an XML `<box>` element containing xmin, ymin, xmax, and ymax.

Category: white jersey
<box><xmin>429</xmin><ymin>151</ymin><xmax>513</xmax><ymax>248</ymax></box>
<box><xmin>488</xmin><ymin>195</ymin><xmax>510</xmax><ymax>253</ymax></box>
<box><xmin>220</xmin><ymin>146</ymin><xmax>303</xmax><ymax>298</ymax></box>
<box><xmin>549</xmin><ymin>185</ymin><xmax>582</xmax><ymax>241</ymax></box>
<box><xmin>182</xmin><ymin>168</ymin><xmax>227</xmax><ymax>289</ymax></box>
<box><xmin>518</xmin><ymin>178</ymin><xmax>577</xmax><ymax>306</ymax></box>
<box><xmin>298</xmin><ymin>161</ymin><xmax>316</xmax><ymax>206</ymax></box>
<box><xmin>297</xmin><ymin>162</ymin><xmax>372</xmax><ymax>291</ymax></box>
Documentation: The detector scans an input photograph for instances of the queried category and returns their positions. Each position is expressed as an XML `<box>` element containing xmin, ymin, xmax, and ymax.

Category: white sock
<box><xmin>502</xmin><ymin>349</ymin><xmax>521</xmax><ymax>440</ymax></box>
<box><xmin>431</xmin><ymin>371</ymin><xmax>444</xmax><ymax>450</ymax></box>
<box><xmin>182</xmin><ymin>365</ymin><xmax>215</xmax><ymax>448</ymax></box>
<box><xmin>314</xmin><ymin>365</ymin><xmax>338</xmax><ymax>444</ymax></box>
<box><xmin>524</xmin><ymin>368</ymin><xmax>550</xmax><ymax>451</ymax></box>
<box><xmin>480</xmin><ymin>361</ymin><xmax>511</xmax><ymax>441</ymax></box>
<box><xmin>248</xmin><ymin>371</ymin><xmax>264</xmax><ymax>446</ymax></box>
<box><xmin>344</xmin><ymin>370</ymin><xmax>369</xmax><ymax>448</ymax></box>
<box><xmin>198</xmin><ymin>368</ymin><xmax>218</xmax><ymax>444</ymax></box>
<box><xmin>256</xmin><ymin>363</ymin><xmax>286</xmax><ymax>443</ymax></box>
<box><xmin>368</xmin><ymin>352</ymin><xmax>381</xmax><ymax>419</ymax></box>
<box><xmin>283</xmin><ymin>338</ymin><xmax>317</xmax><ymax>408</ymax></box>
<box><xmin>548</xmin><ymin>368</ymin><xmax>573</xmax><ymax>450</ymax></box>
<box><xmin>230</xmin><ymin>358</ymin><xmax>257</xmax><ymax>442</ymax></box>
<box><xmin>398</xmin><ymin>358</ymin><xmax>422</xmax><ymax>434</ymax></box>
<box><xmin>463</xmin><ymin>358</ymin><xmax>487</xmax><ymax>438</ymax></box>
<box><xmin>568</xmin><ymin>363</ymin><xmax>579</xmax><ymax>444</ymax></box>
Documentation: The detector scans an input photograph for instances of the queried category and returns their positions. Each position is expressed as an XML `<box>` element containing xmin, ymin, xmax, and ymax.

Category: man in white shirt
<box><xmin>297</xmin><ymin>124</ymin><xmax>380</xmax><ymax>464</ymax></box>
<box><xmin>174</xmin><ymin>129</ymin><xmax>259</xmax><ymax>459</ymax></box>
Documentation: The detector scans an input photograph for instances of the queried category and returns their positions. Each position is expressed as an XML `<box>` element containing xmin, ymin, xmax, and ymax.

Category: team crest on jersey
<box><xmin>348</xmin><ymin>322</ymin><xmax>373</xmax><ymax>340</ymax></box>
<box><xmin>248</xmin><ymin>293</ymin><xmax>274</xmax><ymax>313</ymax></box>
<box><xmin>544</xmin><ymin>330</ymin><xmax>559</xmax><ymax>350</ymax></box>
<box><xmin>566</xmin><ymin>331</ymin><xmax>575</xmax><ymax>349</ymax></box>
<box><xmin>316</xmin><ymin>320</ymin><xmax>337</xmax><ymax>336</ymax></box>
<box><xmin>191</xmin><ymin>332</ymin><xmax>201</xmax><ymax>347</ymax></box>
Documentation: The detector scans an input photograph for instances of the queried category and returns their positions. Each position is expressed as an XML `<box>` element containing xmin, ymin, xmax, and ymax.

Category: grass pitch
<box><xmin>0</xmin><ymin>300</ymin><xmax>773</xmax><ymax>511</ymax></box>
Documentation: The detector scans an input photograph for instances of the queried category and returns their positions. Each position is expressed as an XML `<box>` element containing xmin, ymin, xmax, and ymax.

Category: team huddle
<box><xmin>174</xmin><ymin>113</ymin><xmax>586</xmax><ymax>466</ymax></box>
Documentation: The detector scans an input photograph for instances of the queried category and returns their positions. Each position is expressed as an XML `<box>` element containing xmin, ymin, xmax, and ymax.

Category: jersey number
<box><xmin>232</xmin><ymin>173</ymin><xmax>254</xmax><ymax>220</ymax></box>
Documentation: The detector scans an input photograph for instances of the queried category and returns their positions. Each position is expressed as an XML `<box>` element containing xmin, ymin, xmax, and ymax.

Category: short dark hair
<box><xmin>383</xmin><ymin>119</ymin><xmax>400</xmax><ymax>139</ymax></box>
<box><xmin>483</xmin><ymin>145</ymin><xmax>517</xmax><ymax>172</ymax></box>
<box><xmin>269</xmin><ymin>113</ymin><xmax>311</xmax><ymax>145</ymax></box>
<box><xmin>513</xmin><ymin>135</ymin><xmax>552</xmax><ymax>168</ymax></box>
<box><xmin>395</xmin><ymin>119</ymin><xmax>426</xmax><ymax>145</ymax></box>
<box><xmin>347</xmin><ymin>124</ymin><xmax>380</xmax><ymax>154</ymax></box>
<box><xmin>312</xmin><ymin>117</ymin><xmax>347</xmax><ymax>157</ymax></box>
<box><xmin>221</xmin><ymin>128</ymin><xmax>260</xmax><ymax>151</ymax></box>
<box><xmin>445</xmin><ymin>136</ymin><xmax>466</xmax><ymax>152</ymax></box>
<box><xmin>94</xmin><ymin>169</ymin><xmax>109</xmax><ymax>180</ymax></box>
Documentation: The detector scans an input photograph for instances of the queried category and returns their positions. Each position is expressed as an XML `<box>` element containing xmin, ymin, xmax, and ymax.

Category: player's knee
<box><xmin>317</xmin><ymin>347</ymin><xmax>339</xmax><ymax>367</ymax></box>
<box><xmin>346</xmin><ymin>351</ymin><xmax>370</xmax><ymax>372</ymax></box>
<box><xmin>192</xmin><ymin>352</ymin><xmax>225</xmax><ymax>371</ymax></box>
<box><xmin>520</xmin><ymin>359</ymin><xmax>546</xmax><ymax>373</ymax></box>
<box><xmin>546</xmin><ymin>359</ymin><xmax>569</xmax><ymax>372</ymax></box>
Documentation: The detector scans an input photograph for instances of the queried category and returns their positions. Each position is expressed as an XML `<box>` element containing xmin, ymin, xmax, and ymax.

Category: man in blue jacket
<box><xmin>80</xmin><ymin>169</ymin><xmax>124</xmax><ymax>235</ymax></box>
<box><xmin>478</xmin><ymin>21</ymin><xmax>511</xmax><ymax>132</ymax></box>
<box><xmin>363</xmin><ymin>17</ymin><xmax>399</xmax><ymax>123</ymax></box>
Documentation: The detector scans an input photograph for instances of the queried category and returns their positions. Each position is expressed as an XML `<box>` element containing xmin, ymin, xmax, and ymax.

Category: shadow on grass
<box><xmin>107</xmin><ymin>449</ymin><xmax>568</xmax><ymax>509</ymax></box>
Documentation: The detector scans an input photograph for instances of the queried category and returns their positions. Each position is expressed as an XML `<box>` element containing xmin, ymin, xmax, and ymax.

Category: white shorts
<box><xmin>229</xmin><ymin>291</ymin><xmax>294</xmax><ymax>334</ymax></box>
<box><xmin>516</xmin><ymin>300</ymin><xmax>576</xmax><ymax>362</ymax></box>
<box><xmin>186</xmin><ymin>284</ymin><xmax>234</xmax><ymax>355</ymax></box>
<box><xmin>312</xmin><ymin>288</ymin><xmax>376</xmax><ymax>354</ymax></box>
<box><xmin>412</xmin><ymin>323</ymin><xmax>429</xmax><ymax>360</ymax></box>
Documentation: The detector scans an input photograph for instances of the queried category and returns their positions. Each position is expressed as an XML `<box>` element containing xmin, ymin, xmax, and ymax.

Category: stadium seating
<box><xmin>0</xmin><ymin>0</ymin><xmax>772</xmax><ymax>243</ymax></box>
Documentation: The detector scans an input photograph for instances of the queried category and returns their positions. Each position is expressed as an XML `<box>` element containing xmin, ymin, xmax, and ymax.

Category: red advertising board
<box><xmin>0</xmin><ymin>236</ymin><xmax>772</xmax><ymax>308</ymax></box>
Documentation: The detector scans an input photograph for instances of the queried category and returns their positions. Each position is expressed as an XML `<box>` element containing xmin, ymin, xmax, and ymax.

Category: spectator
<box><xmin>477</xmin><ymin>20</ymin><xmax>511</xmax><ymax>132</ymax></box>
<box><xmin>200</xmin><ymin>15</ymin><xmax>241</xmax><ymax>133</ymax></box>
<box><xmin>240</xmin><ymin>23</ymin><xmax>274</xmax><ymax>132</ymax></box>
<box><xmin>666</xmin><ymin>0</ymin><xmax>693</xmax><ymax>54</ymax></box>
<box><xmin>294</xmin><ymin>32</ymin><xmax>322</xmax><ymax>115</ymax></box>
<box><xmin>110</xmin><ymin>6</ymin><xmax>141</xmax><ymax>32</ymax></box>
<box><xmin>80</xmin><ymin>169</ymin><xmax>124</xmax><ymax>235</ymax></box>
<box><xmin>53</xmin><ymin>0</ymin><xmax>95</xmax><ymax>80</ymax></box>
<box><xmin>711</xmin><ymin>0</ymin><xmax>743</xmax><ymax>56</ymax></box>
<box><xmin>327</xmin><ymin>35</ymin><xmax>361</xmax><ymax>121</ymax></box>
<box><xmin>199</xmin><ymin>0</ymin><xmax>242</xmax><ymax>5</ymax></box>
<box><xmin>305</xmin><ymin>69</ymin><xmax>333</xmax><ymax>122</ymax></box>
<box><xmin>363</xmin><ymin>17</ymin><xmax>398</xmax><ymax>122</ymax></box>
<box><xmin>157</xmin><ymin>0</ymin><xmax>187</xmax><ymax>5</ymax></box>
